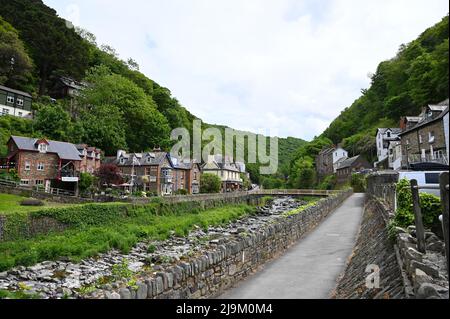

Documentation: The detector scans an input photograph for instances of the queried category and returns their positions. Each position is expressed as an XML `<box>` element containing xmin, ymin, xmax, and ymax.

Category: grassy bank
<box><xmin>0</xmin><ymin>194</ymin><xmax>74</xmax><ymax>214</ymax></box>
<box><xmin>0</xmin><ymin>203</ymin><xmax>254</xmax><ymax>271</ymax></box>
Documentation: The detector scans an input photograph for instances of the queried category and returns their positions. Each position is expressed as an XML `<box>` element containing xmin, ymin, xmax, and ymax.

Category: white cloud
<box><xmin>44</xmin><ymin>0</ymin><xmax>449</xmax><ymax>140</ymax></box>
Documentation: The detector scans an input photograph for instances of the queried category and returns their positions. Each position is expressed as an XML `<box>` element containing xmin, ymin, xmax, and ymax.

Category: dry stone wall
<box><xmin>99</xmin><ymin>190</ymin><xmax>353</xmax><ymax>299</ymax></box>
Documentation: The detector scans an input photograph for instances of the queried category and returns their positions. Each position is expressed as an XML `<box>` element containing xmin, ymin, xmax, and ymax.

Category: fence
<box><xmin>0</xmin><ymin>178</ymin><xmax>77</xmax><ymax>198</ymax></box>
<box><xmin>410</xmin><ymin>172</ymin><xmax>449</xmax><ymax>279</ymax></box>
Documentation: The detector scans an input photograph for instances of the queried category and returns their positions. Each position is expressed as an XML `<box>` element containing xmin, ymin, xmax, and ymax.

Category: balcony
<box><xmin>405</xmin><ymin>153</ymin><xmax>448</xmax><ymax>166</ymax></box>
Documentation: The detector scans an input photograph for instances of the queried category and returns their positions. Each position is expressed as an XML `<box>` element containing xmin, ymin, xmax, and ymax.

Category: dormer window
<box><xmin>120</xmin><ymin>157</ymin><xmax>126</xmax><ymax>165</ymax></box>
<box><xmin>38</xmin><ymin>143</ymin><xmax>48</xmax><ymax>153</ymax></box>
<box><xmin>17</xmin><ymin>98</ymin><xmax>24</xmax><ymax>107</ymax></box>
<box><xmin>387</xmin><ymin>132</ymin><xmax>391</xmax><ymax>138</ymax></box>
<box><xmin>7</xmin><ymin>96</ymin><xmax>14</xmax><ymax>104</ymax></box>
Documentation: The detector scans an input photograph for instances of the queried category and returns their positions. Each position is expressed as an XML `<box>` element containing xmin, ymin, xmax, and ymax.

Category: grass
<box><xmin>282</xmin><ymin>199</ymin><xmax>320</xmax><ymax>218</ymax></box>
<box><xmin>0</xmin><ymin>194</ymin><xmax>74</xmax><ymax>214</ymax></box>
<box><xmin>0</xmin><ymin>204</ymin><xmax>255</xmax><ymax>271</ymax></box>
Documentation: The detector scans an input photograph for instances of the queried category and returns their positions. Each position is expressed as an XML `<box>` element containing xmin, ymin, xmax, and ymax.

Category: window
<box><xmin>2</xmin><ymin>108</ymin><xmax>9</xmax><ymax>115</ymax></box>
<box><xmin>120</xmin><ymin>157</ymin><xmax>126</xmax><ymax>165</ymax></box>
<box><xmin>25</xmin><ymin>161</ymin><xmax>31</xmax><ymax>171</ymax></box>
<box><xmin>419</xmin><ymin>135</ymin><xmax>423</xmax><ymax>143</ymax></box>
<box><xmin>425</xmin><ymin>173</ymin><xmax>439</xmax><ymax>184</ymax></box>
<box><xmin>7</xmin><ymin>96</ymin><xmax>14</xmax><ymax>104</ymax></box>
<box><xmin>429</xmin><ymin>131</ymin><xmax>435</xmax><ymax>143</ymax></box>
<box><xmin>17</xmin><ymin>98</ymin><xmax>24</xmax><ymax>106</ymax></box>
<box><xmin>194</xmin><ymin>172</ymin><xmax>197</xmax><ymax>180</ymax></box>
<box><xmin>18</xmin><ymin>112</ymin><xmax>23</xmax><ymax>117</ymax></box>
<box><xmin>434</xmin><ymin>150</ymin><xmax>443</xmax><ymax>159</ymax></box>
<box><xmin>387</xmin><ymin>132</ymin><xmax>391</xmax><ymax>138</ymax></box>
<box><xmin>38</xmin><ymin>143</ymin><xmax>48</xmax><ymax>153</ymax></box>
<box><xmin>406</xmin><ymin>139</ymin><xmax>410</xmax><ymax>145</ymax></box>
<box><xmin>37</xmin><ymin>163</ymin><xmax>44</xmax><ymax>171</ymax></box>
<box><xmin>35</xmin><ymin>180</ymin><xmax>44</xmax><ymax>186</ymax></box>
<box><xmin>20</xmin><ymin>179</ymin><xmax>29</xmax><ymax>186</ymax></box>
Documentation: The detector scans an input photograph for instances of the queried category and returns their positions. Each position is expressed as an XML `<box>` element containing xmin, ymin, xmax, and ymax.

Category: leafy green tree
<box><xmin>200</xmin><ymin>173</ymin><xmax>222</xmax><ymax>194</ymax></box>
<box><xmin>78</xmin><ymin>104</ymin><xmax>127</xmax><ymax>156</ymax></box>
<box><xmin>81</xmin><ymin>67</ymin><xmax>170</xmax><ymax>152</ymax></box>
<box><xmin>79</xmin><ymin>173</ymin><xmax>96</xmax><ymax>192</ymax></box>
<box><xmin>34</xmin><ymin>103</ymin><xmax>72</xmax><ymax>141</ymax></box>
<box><xmin>0</xmin><ymin>0</ymin><xmax>90</xmax><ymax>95</ymax></box>
<box><xmin>289</xmin><ymin>156</ymin><xmax>316</xmax><ymax>189</ymax></box>
<box><xmin>0</xmin><ymin>16</ymin><xmax>33</xmax><ymax>90</ymax></box>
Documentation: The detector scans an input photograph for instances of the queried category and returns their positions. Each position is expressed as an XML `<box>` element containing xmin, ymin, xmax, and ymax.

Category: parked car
<box><xmin>398</xmin><ymin>171</ymin><xmax>446</xmax><ymax>197</ymax></box>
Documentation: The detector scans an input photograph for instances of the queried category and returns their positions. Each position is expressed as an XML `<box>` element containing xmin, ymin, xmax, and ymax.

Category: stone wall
<box><xmin>98</xmin><ymin>190</ymin><xmax>353</xmax><ymax>299</ymax></box>
<box><xmin>335</xmin><ymin>172</ymin><xmax>448</xmax><ymax>299</ymax></box>
<box><xmin>333</xmin><ymin>198</ymin><xmax>406</xmax><ymax>299</ymax></box>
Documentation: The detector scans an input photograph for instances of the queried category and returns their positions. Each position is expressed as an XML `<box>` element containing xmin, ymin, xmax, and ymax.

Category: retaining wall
<box><xmin>99</xmin><ymin>190</ymin><xmax>354</xmax><ymax>299</ymax></box>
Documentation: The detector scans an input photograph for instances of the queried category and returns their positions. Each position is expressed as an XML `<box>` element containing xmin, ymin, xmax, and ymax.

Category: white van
<box><xmin>398</xmin><ymin>171</ymin><xmax>447</xmax><ymax>197</ymax></box>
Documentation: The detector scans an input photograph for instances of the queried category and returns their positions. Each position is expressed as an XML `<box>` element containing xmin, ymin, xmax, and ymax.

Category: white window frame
<box><xmin>37</xmin><ymin>162</ymin><xmax>44</xmax><ymax>171</ymax></box>
<box><xmin>6</xmin><ymin>96</ymin><xmax>14</xmax><ymax>104</ymax></box>
<box><xmin>25</xmin><ymin>161</ymin><xmax>31</xmax><ymax>171</ymax></box>
<box><xmin>38</xmin><ymin>143</ymin><xmax>48</xmax><ymax>153</ymax></box>
<box><xmin>2</xmin><ymin>108</ymin><xmax>9</xmax><ymax>115</ymax></box>
<box><xmin>17</xmin><ymin>98</ymin><xmax>24</xmax><ymax>106</ymax></box>
<box><xmin>35</xmin><ymin>180</ymin><xmax>44</xmax><ymax>186</ymax></box>
<box><xmin>429</xmin><ymin>131</ymin><xmax>435</xmax><ymax>143</ymax></box>
<box><xmin>20</xmin><ymin>179</ymin><xmax>30</xmax><ymax>186</ymax></box>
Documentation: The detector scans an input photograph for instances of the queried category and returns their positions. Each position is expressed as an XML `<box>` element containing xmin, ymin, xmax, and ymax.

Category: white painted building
<box><xmin>375</xmin><ymin>128</ymin><xmax>402</xmax><ymax>168</ymax></box>
<box><xmin>0</xmin><ymin>85</ymin><xmax>33</xmax><ymax>118</ymax></box>
<box><xmin>332</xmin><ymin>147</ymin><xmax>349</xmax><ymax>173</ymax></box>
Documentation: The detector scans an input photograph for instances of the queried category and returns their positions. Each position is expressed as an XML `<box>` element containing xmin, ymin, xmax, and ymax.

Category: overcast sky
<box><xmin>44</xmin><ymin>0</ymin><xmax>448</xmax><ymax>141</ymax></box>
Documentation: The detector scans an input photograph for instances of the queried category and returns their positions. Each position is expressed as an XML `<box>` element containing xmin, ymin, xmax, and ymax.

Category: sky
<box><xmin>44</xmin><ymin>0</ymin><xmax>449</xmax><ymax>141</ymax></box>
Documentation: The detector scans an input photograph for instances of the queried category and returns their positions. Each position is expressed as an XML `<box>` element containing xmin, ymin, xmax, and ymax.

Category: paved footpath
<box><xmin>218</xmin><ymin>193</ymin><xmax>365</xmax><ymax>299</ymax></box>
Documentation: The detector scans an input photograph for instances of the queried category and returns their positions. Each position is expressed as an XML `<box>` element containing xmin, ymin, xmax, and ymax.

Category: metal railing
<box><xmin>405</xmin><ymin>154</ymin><xmax>449</xmax><ymax>165</ymax></box>
<box><xmin>410</xmin><ymin>172</ymin><xmax>449</xmax><ymax>279</ymax></box>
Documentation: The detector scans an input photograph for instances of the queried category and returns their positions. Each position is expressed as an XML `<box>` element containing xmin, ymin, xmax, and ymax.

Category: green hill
<box><xmin>0</xmin><ymin>0</ymin><xmax>305</xmax><ymax>183</ymax></box>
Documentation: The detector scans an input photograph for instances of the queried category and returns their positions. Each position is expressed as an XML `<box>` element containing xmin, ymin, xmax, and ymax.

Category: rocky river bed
<box><xmin>0</xmin><ymin>197</ymin><xmax>308</xmax><ymax>299</ymax></box>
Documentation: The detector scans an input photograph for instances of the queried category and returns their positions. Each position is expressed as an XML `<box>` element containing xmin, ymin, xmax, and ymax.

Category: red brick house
<box><xmin>171</xmin><ymin>157</ymin><xmax>202</xmax><ymax>194</ymax></box>
<box><xmin>2</xmin><ymin>136</ymin><xmax>83</xmax><ymax>192</ymax></box>
<box><xmin>76</xmin><ymin>144</ymin><xmax>102</xmax><ymax>174</ymax></box>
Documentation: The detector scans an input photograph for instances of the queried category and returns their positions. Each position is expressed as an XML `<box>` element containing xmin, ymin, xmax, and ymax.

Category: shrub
<box><xmin>200</xmin><ymin>173</ymin><xmax>222</xmax><ymax>194</ymax></box>
<box><xmin>395</xmin><ymin>178</ymin><xmax>442</xmax><ymax>228</ymax></box>
<box><xmin>351</xmin><ymin>173</ymin><xmax>366</xmax><ymax>193</ymax></box>
<box><xmin>174</xmin><ymin>189</ymin><xmax>188</xmax><ymax>195</ymax></box>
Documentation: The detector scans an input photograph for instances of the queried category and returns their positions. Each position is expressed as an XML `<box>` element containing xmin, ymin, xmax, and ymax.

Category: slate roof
<box><xmin>400</xmin><ymin>100</ymin><xmax>449</xmax><ymax>136</ymax></box>
<box><xmin>117</xmin><ymin>151</ymin><xmax>173</xmax><ymax>167</ymax></box>
<box><xmin>336</xmin><ymin>156</ymin><xmax>361</xmax><ymax>170</ymax></box>
<box><xmin>377</xmin><ymin>128</ymin><xmax>402</xmax><ymax>135</ymax></box>
<box><xmin>10</xmin><ymin>136</ymin><xmax>81</xmax><ymax>161</ymax></box>
<box><xmin>0</xmin><ymin>85</ymin><xmax>32</xmax><ymax>98</ymax></box>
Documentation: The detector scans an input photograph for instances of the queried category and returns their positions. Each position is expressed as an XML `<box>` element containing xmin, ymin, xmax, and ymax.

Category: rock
<box><xmin>416</xmin><ymin>283</ymin><xmax>440</xmax><ymax>299</ymax></box>
<box><xmin>410</xmin><ymin>260</ymin><xmax>440</xmax><ymax>279</ymax></box>
<box><xmin>405</xmin><ymin>247</ymin><xmax>423</xmax><ymax>266</ymax></box>
<box><xmin>427</xmin><ymin>241</ymin><xmax>445</xmax><ymax>253</ymax></box>
<box><xmin>413</xmin><ymin>269</ymin><xmax>433</xmax><ymax>287</ymax></box>
<box><xmin>136</xmin><ymin>282</ymin><xmax>148</xmax><ymax>299</ymax></box>
<box><xmin>119</xmin><ymin>288</ymin><xmax>131</xmax><ymax>299</ymax></box>
<box><xmin>155</xmin><ymin>277</ymin><xmax>163</xmax><ymax>295</ymax></box>
<box><xmin>0</xmin><ymin>272</ymin><xmax>8</xmax><ymax>279</ymax></box>
<box><xmin>104</xmin><ymin>291</ymin><xmax>120</xmax><ymax>299</ymax></box>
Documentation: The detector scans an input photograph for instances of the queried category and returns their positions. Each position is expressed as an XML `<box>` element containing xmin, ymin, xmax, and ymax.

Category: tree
<box><xmin>0</xmin><ymin>0</ymin><xmax>91</xmax><ymax>95</ymax></box>
<box><xmin>81</xmin><ymin>67</ymin><xmax>171</xmax><ymax>152</ymax></box>
<box><xmin>34</xmin><ymin>103</ymin><xmax>72</xmax><ymax>141</ymax></box>
<box><xmin>79</xmin><ymin>172</ymin><xmax>96</xmax><ymax>192</ymax></box>
<box><xmin>0</xmin><ymin>16</ymin><xmax>33</xmax><ymax>90</ymax></box>
<box><xmin>96</xmin><ymin>164</ymin><xmax>123</xmax><ymax>187</ymax></box>
<box><xmin>200</xmin><ymin>173</ymin><xmax>222</xmax><ymax>194</ymax></box>
<box><xmin>289</xmin><ymin>156</ymin><xmax>316</xmax><ymax>189</ymax></box>
<box><xmin>79</xmin><ymin>104</ymin><xmax>127</xmax><ymax>155</ymax></box>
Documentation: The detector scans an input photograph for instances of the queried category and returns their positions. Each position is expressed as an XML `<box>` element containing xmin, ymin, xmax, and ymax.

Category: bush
<box><xmin>174</xmin><ymin>189</ymin><xmax>188</xmax><ymax>195</ymax></box>
<box><xmin>395</xmin><ymin>178</ymin><xmax>442</xmax><ymax>228</ymax></box>
<box><xmin>20</xmin><ymin>199</ymin><xmax>44</xmax><ymax>207</ymax></box>
<box><xmin>351</xmin><ymin>173</ymin><xmax>366</xmax><ymax>193</ymax></box>
<box><xmin>200</xmin><ymin>173</ymin><xmax>222</xmax><ymax>194</ymax></box>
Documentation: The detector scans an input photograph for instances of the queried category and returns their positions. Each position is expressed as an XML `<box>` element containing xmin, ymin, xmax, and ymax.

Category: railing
<box><xmin>0</xmin><ymin>177</ymin><xmax>77</xmax><ymax>197</ymax></box>
<box><xmin>406</xmin><ymin>154</ymin><xmax>449</xmax><ymax>165</ymax></box>
<box><xmin>410</xmin><ymin>172</ymin><xmax>449</xmax><ymax>279</ymax></box>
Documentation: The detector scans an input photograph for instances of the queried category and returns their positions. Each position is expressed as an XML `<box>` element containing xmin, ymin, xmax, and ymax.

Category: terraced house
<box><xmin>202</xmin><ymin>155</ymin><xmax>243</xmax><ymax>192</ymax></box>
<box><xmin>0</xmin><ymin>85</ymin><xmax>33</xmax><ymax>118</ymax></box>
<box><xmin>399</xmin><ymin>99</ymin><xmax>449</xmax><ymax>169</ymax></box>
<box><xmin>2</xmin><ymin>136</ymin><xmax>81</xmax><ymax>193</ymax></box>
<box><xmin>113</xmin><ymin>150</ymin><xmax>201</xmax><ymax>196</ymax></box>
